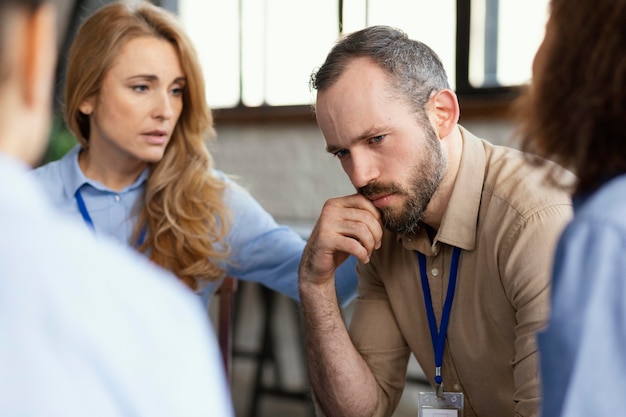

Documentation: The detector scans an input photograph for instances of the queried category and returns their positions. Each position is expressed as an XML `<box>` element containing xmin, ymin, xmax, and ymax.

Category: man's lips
<box><xmin>369</xmin><ymin>193</ymin><xmax>394</xmax><ymax>208</ymax></box>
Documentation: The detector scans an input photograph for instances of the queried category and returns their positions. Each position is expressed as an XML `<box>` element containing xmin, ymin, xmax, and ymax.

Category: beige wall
<box><xmin>210</xmin><ymin>119</ymin><xmax>517</xmax><ymax>224</ymax></box>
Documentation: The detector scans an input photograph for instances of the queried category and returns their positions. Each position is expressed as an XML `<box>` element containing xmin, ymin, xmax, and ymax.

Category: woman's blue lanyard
<box><xmin>74</xmin><ymin>188</ymin><xmax>146</xmax><ymax>247</ymax></box>
<box><xmin>417</xmin><ymin>246</ymin><xmax>461</xmax><ymax>397</ymax></box>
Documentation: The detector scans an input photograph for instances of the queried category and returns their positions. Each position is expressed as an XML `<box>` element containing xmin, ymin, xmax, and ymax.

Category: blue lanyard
<box><xmin>74</xmin><ymin>188</ymin><xmax>146</xmax><ymax>247</ymax></box>
<box><xmin>417</xmin><ymin>246</ymin><xmax>461</xmax><ymax>391</ymax></box>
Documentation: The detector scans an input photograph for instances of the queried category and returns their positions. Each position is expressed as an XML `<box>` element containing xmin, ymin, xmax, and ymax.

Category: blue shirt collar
<box><xmin>60</xmin><ymin>145</ymin><xmax>150</xmax><ymax>199</ymax></box>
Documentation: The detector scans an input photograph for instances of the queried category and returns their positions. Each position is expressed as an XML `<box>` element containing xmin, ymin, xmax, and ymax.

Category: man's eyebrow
<box><xmin>325</xmin><ymin>143</ymin><xmax>342</xmax><ymax>154</ymax></box>
<box><xmin>325</xmin><ymin>127</ymin><xmax>384</xmax><ymax>154</ymax></box>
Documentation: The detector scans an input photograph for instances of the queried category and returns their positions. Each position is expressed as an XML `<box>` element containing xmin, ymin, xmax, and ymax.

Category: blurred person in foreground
<box><xmin>516</xmin><ymin>0</ymin><xmax>626</xmax><ymax>416</ymax></box>
<box><xmin>298</xmin><ymin>25</ymin><xmax>574</xmax><ymax>417</ymax></box>
<box><xmin>0</xmin><ymin>0</ymin><xmax>233</xmax><ymax>415</ymax></box>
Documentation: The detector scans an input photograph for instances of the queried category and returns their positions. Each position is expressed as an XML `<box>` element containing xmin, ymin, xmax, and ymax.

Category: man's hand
<box><xmin>299</xmin><ymin>194</ymin><xmax>383</xmax><ymax>286</ymax></box>
<box><xmin>298</xmin><ymin>194</ymin><xmax>384</xmax><ymax>417</ymax></box>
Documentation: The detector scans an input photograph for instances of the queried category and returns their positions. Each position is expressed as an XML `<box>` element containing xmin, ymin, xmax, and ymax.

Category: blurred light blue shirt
<box><xmin>33</xmin><ymin>145</ymin><xmax>358</xmax><ymax>306</ymax></box>
<box><xmin>538</xmin><ymin>174</ymin><xmax>626</xmax><ymax>417</ymax></box>
<box><xmin>0</xmin><ymin>153</ymin><xmax>234</xmax><ymax>416</ymax></box>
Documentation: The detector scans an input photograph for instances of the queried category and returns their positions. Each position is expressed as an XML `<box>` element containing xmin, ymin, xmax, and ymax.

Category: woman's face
<box><xmin>80</xmin><ymin>36</ymin><xmax>185</xmax><ymax>166</ymax></box>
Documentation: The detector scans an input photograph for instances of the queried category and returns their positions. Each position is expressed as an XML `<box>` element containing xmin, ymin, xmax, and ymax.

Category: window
<box><xmin>467</xmin><ymin>0</ymin><xmax>549</xmax><ymax>88</ymax></box>
<box><xmin>178</xmin><ymin>0</ymin><xmax>549</xmax><ymax>110</ymax></box>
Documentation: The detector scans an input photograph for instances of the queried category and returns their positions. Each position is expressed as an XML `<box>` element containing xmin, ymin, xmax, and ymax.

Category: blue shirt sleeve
<box><xmin>221</xmin><ymin>176</ymin><xmax>358</xmax><ymax>306</ymax></box>
<box><xmin>31</xmin><ymin>154</ymin><xmax>359</xmax><ymax>307</ymax></box>
<box><xmin>538</xmin><ymin>212</ymin><xmax>626</xmax><ymax>417</ymax></box>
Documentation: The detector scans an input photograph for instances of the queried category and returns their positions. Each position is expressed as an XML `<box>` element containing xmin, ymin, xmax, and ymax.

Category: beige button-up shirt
<box><xmin>350</xmin><ymin>126</ymin><xmax>573</xmax><ymax>417</ymax></box>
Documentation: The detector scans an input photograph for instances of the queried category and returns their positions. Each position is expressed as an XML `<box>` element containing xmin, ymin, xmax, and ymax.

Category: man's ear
<box><xmin>23</xmin><ymin>3</ymin><xmax>56</xmax><ymax>110</ymax></box>
<box><xmin>429</xmin><ymin>89</ymin><xmax>460</xmax><ymax>139</ymax></box>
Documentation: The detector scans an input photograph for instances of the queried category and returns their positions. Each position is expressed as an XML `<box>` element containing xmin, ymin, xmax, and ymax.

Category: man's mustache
<box><xmin>358</xmin><ymin>182</ymin><xmax>405</xmax><ymax>199</ymax></box>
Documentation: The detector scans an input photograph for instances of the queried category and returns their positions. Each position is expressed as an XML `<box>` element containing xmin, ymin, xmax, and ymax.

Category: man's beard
<box><xmin>359</xmin><ymin>126</ymin><xmax>446</xmax><ymax>234</ymax></box>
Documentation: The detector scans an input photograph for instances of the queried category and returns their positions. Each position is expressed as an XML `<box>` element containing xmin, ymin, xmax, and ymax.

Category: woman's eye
<box><xmin>171</xmin><ymin>87</ymin><xmax>184</xmax><ymax>96</ymax></box>
<box><xmin>132</xmin><ymin>85</ymin><xmax>149</xmax><ymax>93</ymax></box>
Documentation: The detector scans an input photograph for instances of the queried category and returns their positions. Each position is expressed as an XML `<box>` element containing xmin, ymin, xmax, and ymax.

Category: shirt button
<box><xmin>114</xmin><ymin>195</ymin><xmax>121</xmax><ymax>202</ymax></box>
<box><xmin>453</xmin><ymin>384</ymin><xmax>461</xmax><ymax>391</ymax></box>
<box><xmin>431</xmin><ymin>268</ymin><xmax>439</xmax><ymax>277</ymax></box>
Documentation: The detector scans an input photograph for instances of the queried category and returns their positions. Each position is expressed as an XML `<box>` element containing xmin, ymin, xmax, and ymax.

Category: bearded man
<box><xmin>298</xmin><ymin>25</ymin><xmax>573</xmax><ymax>417</ymax></box>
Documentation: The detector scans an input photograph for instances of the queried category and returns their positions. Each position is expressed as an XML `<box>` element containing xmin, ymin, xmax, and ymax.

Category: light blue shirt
<box><xmin>538</xmin><ymin>174</ymin><xmax>626</xmax><ymax>417</ymax></box>
<box><xmin>0</xmin><ymin>153</ymin><xmax>234</xmax><ymax>417</ymax></box>
<box><xmin>32</xmin><ymin>145</ymin><xmax>358</xmax><ymax>306</ymax></box>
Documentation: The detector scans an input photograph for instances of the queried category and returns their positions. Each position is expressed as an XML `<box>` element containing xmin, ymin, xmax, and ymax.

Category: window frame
<box><xmin>208</xmin><ymin>0</ymin><xmax>521</xmax><ymax>124</ymax></box>
<box><xmin>58</xmin><ymin>0</ymin><xmax>522</xmax><ymax>123</ymax></box>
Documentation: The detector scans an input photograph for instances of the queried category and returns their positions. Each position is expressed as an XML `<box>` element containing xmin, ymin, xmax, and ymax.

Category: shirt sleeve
<box><xmin>222</xmin><ymin>175</ymin><xmax>358</xmax><ymax>305</ymax></box>
<box><xmin>538</xmin><ymin>218</ymin><xmax>626</xmax><ymax>417</ymax></box>
<box><xmin>501</xmin><ymin>203</ymin><xmax>572</xmax><ymax>417</ymax></box>
<box><xmin>348</xmin><ymin>261</ymin><xmax>411</xmax><ymax>417</ymax></box>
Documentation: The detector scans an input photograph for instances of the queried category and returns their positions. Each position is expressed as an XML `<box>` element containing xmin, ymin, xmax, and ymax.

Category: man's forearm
<box><xmin>300</xmin><ymin>279</ymin><xmax>379</xmax><ymax>417</ymax></box>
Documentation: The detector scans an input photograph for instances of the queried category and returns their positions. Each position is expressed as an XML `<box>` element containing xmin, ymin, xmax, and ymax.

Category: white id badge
<box><xmin>417</xmin><ymin>391</ymin><xmax>464</xmax><ymax>417</ymax></box>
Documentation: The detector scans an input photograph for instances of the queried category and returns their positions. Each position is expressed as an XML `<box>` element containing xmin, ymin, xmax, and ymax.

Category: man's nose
<box><xmin>347</xmin><ymin>151</ymin><xmax>379</xmax><ymax>189</ymax></box>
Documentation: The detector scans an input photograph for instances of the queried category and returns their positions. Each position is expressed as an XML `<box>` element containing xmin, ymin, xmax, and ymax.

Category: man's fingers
<box><xmin>330</xmin><ymin>219</ymin><xmax>379</xmax><ymax>258</ymax></box>
<box><xmin>300</xmin><ymin>193</ymin><xmax>384</xmax><ymax>285</ymax></box>
<box><xmin>319</xmin><ymin>195</ymin><xmax>383</xmax><ymax>253</ymax></box>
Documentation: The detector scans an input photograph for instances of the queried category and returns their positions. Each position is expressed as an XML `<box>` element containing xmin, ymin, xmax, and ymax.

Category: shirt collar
<box><xmin>399</xmin><ymin>125</ymin><xmax>485</xmax><ymax>255</ymax></box>
<box><xmin>60</xmin><ymin>145</ymin><xmax>150</xmax><ymax>199</ymax></box>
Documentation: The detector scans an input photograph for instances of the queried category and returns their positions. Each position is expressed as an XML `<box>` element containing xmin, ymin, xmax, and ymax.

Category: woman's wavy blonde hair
<box><xmin>65</xmin><ymin>1</ymin><xmax>231</xmax><ymax>289</ymax></box>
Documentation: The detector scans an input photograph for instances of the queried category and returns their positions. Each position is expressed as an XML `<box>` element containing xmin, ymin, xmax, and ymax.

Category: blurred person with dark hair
<box><xmin>516</xmin><ymin>1</ymin><xmax>626</xmax><ymax>416</ymax></box>
<box><xmin>0</xmin><ymin>0</ymin><xmax>233</xmax><ymax>415</ymax></box>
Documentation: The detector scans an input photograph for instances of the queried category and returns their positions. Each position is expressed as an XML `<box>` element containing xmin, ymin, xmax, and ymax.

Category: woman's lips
<box><xmin>142</xmin><ymin>130</ymin><xmax>167</xmax><ymax>145</ymax></box>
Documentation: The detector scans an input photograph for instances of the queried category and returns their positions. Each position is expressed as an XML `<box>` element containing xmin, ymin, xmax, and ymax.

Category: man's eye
<box><xmin>333</xmin><ymin>149</ymin><xmax>349</xmax><ymax>158</ymax></box>
<box><xmin>370</xmin><ymin>135</ymin><xmax>385</xmax><ymax>144</ymax></box>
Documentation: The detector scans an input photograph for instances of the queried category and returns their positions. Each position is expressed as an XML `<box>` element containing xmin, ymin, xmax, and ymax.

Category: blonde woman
<box><xmin>34</xmin><ymin>1</ymin><xmax>357</xmax><ymax>305</ymax></box>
